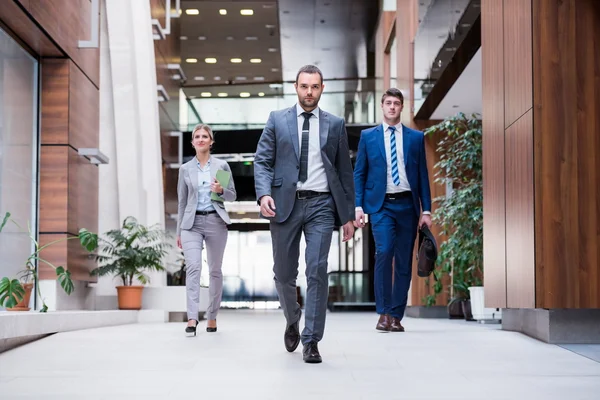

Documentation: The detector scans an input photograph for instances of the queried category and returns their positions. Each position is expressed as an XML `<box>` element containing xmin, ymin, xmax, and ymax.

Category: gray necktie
<box><xmin>299</xmin><ymin>112</ymin><xmax>311</xmax><ymax>182</ymax></box>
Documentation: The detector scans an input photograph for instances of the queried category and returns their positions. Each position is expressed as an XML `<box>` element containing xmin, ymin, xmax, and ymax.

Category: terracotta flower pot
<box><xmin>7</xmin><ymin>282</ymin><xmax>34</xmax><ymax>311</ymax></box>
<box><xmin>115</xmin><ymin>285</ymin><xmax>144</xmax><ymax>310</ymax></box>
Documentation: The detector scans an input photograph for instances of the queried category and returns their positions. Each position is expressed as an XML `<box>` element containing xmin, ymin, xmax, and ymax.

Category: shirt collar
<box><xmin>382</xmin><ymin>122</ymin><xmax>402</xmax><ymax>133</ymax></box>
<box><xmin>196</xmin><ymin>156</ymin><xmax>211</xmax><ymax>168</ymax></box>
<box><xmin>296</xmin><ymin>103</ymin><xmax>319</xmax><ymax>119</ymax></box>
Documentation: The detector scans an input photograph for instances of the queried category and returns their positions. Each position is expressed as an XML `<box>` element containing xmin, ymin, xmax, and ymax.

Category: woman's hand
<box><xmin>177</xmin><ymin>236</ymin><xmax>182</xmax><ymax>249</ymax></box>
<box><xmin>210</xmin><ymin>178</ymin><xmax>223</xmax><ymax>194</ymax></box>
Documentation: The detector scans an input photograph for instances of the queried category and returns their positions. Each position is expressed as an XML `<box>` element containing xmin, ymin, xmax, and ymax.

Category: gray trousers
<box><xmin>181</xmin><ymin>213</ymin><xmax>228</xmax><ymax>321</ymax></box>
<box><xmin>270</xmin><ymin>194</ymin><xmax>336</xmax><ymax>345</ymax></box>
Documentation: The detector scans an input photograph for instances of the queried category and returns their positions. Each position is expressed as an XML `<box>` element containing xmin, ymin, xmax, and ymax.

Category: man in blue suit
<box><xmin>353</xmin><ymin>88</ymin><xmax>432</xmax><ymax>332</ymax></box>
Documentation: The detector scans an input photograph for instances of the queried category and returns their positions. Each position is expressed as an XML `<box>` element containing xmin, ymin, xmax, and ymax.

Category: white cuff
<box><xmin>355</xmin><ymin>207</ymin><xmax>364</xmax><ymax>213</ymax></box>
<box><xmin>422</xmin><ymin>211</ymin><xmax>431</xmax><ymax>215</ymax></box>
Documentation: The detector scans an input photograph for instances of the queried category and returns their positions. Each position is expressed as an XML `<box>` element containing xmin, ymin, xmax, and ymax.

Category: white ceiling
<box><xmin>430</xmin><ymin>47</ymin><xmax>481</xmax><ymax>120</ymax></box>
<box><xmin>277</xmin><ymin>0</ymin><xmax>376</xmax><ymax>95</ymax></box>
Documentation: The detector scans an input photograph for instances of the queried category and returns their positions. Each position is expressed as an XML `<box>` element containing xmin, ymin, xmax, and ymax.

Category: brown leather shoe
<box><xmin>390</xmin><ymin>317</ymin><xmax>405</xmax><ymax>332</ymax></box>
<box><xmin>376</xmin><ymin>314</ymin><xmax>391</xmax><ymax>331</ymax></box>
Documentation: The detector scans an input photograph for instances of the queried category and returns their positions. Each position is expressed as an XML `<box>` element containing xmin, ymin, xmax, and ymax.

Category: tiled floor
<box><xmin>0</xmin><ymin>310</ymin><xmax>599</xmax><ymax>399</ymax></box>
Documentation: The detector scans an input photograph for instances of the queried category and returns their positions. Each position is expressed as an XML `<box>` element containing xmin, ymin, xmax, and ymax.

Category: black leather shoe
<box><xmin>302</xmin><ymin>341</ymin><xmax>322</xmax><ymax>364</ymax></box>
<box><xmin>284</xmin><ymin>311</ymin><xmax>301</xmax><ymax>352</ymax></box>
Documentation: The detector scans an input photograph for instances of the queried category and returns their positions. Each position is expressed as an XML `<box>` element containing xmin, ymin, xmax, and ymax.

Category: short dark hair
<box><xmin>381</xmin><ymin>88</ymin><xmax>404</xmax><ymax>104</ymax></box>
<box><xmin>295</xmin><ymin>65</ymin><xmax>323</xmax><ymax>84</ymax></box>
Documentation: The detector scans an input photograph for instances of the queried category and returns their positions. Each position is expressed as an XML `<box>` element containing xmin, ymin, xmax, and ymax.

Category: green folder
<box><xmin>211</xmin><ymin>169</ymin><xmax>231</xmax><ymax>202</ymax></box>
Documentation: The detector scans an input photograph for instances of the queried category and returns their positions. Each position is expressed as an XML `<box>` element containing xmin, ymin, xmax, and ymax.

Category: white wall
<box><xmin>97</xmin><ymin>0</ymin><xmax>166</xmax><ymax>298</ymax></box>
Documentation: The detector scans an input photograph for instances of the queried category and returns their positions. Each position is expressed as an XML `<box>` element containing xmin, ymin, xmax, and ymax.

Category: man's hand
<box><xmin>260</xmin><ymin>195</ymin><xmax>276</xmax><ymax>217</ymax></box>
<box><xmin>353</xmin><ymin>209</ymin><xmax>366</xmax><ymax>228</ymax></box>
<box><xmin>420</xmin><ymin>214</ymin><xmax>432</xmax><ymax>229</ymax></box>
<box><xmin>176</xmin><ymin>235</ymin><xmax>182</xmax><ymax>249</ymax></box>
<box><xmin>342</xmin><ymin>221</ymin><xmax>355</xmax><ymax>242</ymax></box>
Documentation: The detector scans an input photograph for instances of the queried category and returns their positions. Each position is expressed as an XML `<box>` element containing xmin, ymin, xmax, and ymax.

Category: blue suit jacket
<box><xmin>353</xmin><ymin>124</ymin><xmax>432</xmax><ymax>216</ymax></box>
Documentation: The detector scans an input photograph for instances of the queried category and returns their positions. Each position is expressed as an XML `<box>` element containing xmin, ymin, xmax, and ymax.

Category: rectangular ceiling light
<box><xmin>239</xmin><ymin>92</ymin><xmax>251</xmax><ymax>97</ymax></box>
<box><xmin>201</xmin><ymin>92</ymin><xmax>212</xmax><ymax>97</ymax></box>
<box><xmin>185</xmin><ymin>9</ymin><xmax>199</xmax><ymax>15</ymax></box>
<box><xmin>186</xmin><ymin>58</ymin><xmax>198</xmax><ymax>63</ymax></box>
<box><xmin>230</xmin><ymin>58</ymin><xmax>242</xmax><ymax>63</ymax></box>
<box><xmin>219</xmin><ymin>9</ymin><xmax>227</xmax><ymax>15</ymax></box>
<box><xmin>218</xmin><ymin>93</ymin><xmax>228</xmax><ymax>97</ymax></box>
<box><xmin>205</xmin><ymin>58</ymin><xmax>217</xmax><ymax>64</ymax></box>
<box><xmin>240</xmin><ymin>9</ymin><xmax>254</xmax><ymax>15</ymax></box>
<box><xmin>250</xmin><ymin>58</ymin><xmax>262</xmax><ymax>63</ymax></box>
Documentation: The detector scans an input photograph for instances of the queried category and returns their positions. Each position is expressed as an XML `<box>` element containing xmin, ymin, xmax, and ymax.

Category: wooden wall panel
<box><xmin>0</xmin><ymin>1</ymin><xmax>63</xmax><ymax>56</ymax></box>
<box><xmin>395</xmin><ymin>1</ymin><xmax>417</xmax><ymax>124</ymax></box>
<box><xmin>14</xmin><ymin>0</ymin><xmax>31</xmax><ymax>10</ymax></box>
<box><xmin>533</xmin><ymin>0</ymin><xmax>600</xmax><ymax>308</ymax></box>
<box><xmin>41</xmin><ymin>59</ymin><xmax>69</xmax><ymax>144</ymax></box>
<box><xmin>39</xmin><ymin>147</ymin><xmax>68</xmax><ymax>233</ymax></box>
<box><xmin>38</xmin><ymin>234</ymin><xmax>68</xmax><ymax>280</ymax></box>
<box><xmin>69</xmin><ymin>61</ymin><xmax>99</xmax><ymax>149</ymax></box>
<box><xmin>28</xmin><ymin>0</ymin><xmax>100</xmax><ymax>87</ymax></box>
<box><xmin>503</xmin><ymin>0</ymin><xmax>533</xmax><ymax>127</ymax></box>
<box><xmin>67</xmin><ymin>147</ymin><xmax>98</xmax><ymax>238</ymax></box>
<box><xmin>481</xmin><ymin>0</ymin><xmax>507</xmax><ymax>308</ymax></box>
<box><xmin>505</xmin><ymin>109</ymin><xmax>535</xmax><ymax>308</ymax></box>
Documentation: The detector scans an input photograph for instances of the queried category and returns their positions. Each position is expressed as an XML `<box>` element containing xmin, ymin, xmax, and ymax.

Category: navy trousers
<box><xmin>371</xmin><ymin>196</ymin><xmax>419</xmax><ymax>319</ymax></box>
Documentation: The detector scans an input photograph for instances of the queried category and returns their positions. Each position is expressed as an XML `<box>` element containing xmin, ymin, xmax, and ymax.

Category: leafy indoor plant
<box><xmin>90</xmin><ymin>216</ymin><xmax>171</xmax><ymax>310</ymax></box>
<box><xmin>0</xmin><ymin>211</ymin><xmax>98</xmax><ymax>312</ymax></box>
<box><xmin>422</xmin><ymin>113</ymin><xmax>483</xmax><ymax>317</ymax></box>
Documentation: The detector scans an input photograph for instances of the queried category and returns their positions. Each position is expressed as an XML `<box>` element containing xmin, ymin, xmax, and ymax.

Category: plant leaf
<box><xmin>40</xmin><ymin>303</ymin><xmax>48</xmax><ymax>312</ymax></box>
<box><xmin>78</xmin><ymin>229</ymin><xmax>98</xmax><ymax>252</ymax></box>
<box><xmin>56</xmin><ymin>266</ymin><xmax>74</xmax><ymax>295</ymax></box>
<box><xmin>0</xmin><ymin>277</ymin><xmax>25</xmax><ymax>308</ymax></box>
<box><xmin>0</xmin><ymin>212</ymin><xmax>11</xmax><ymax>233</ymax></box>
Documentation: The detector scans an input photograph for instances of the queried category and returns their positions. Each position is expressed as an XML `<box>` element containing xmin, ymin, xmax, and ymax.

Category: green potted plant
<box><xmin>422</xmin><ymin>113</ymin><xmax>483</xmax><ymax>319</ymax></box>
<box><xmin>90</xmin><ymin>216</ymin><xmax>171</xmax><ymax>310</ymax></box>
<box><xmin>0</xmin><ymin>211</ymin><xmax>98</xmax><ymax>312</ymax></box>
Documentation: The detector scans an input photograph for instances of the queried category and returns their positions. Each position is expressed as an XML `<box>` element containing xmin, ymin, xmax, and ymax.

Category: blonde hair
<box><xmin>191</xmin><ymin>124</ymin><xmax>215</xmax><ymax>142</ymax></box>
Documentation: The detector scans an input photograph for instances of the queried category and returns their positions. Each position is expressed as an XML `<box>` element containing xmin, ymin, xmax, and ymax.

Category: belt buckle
<box><xmin>296</xmin><ymin>191</ymin><xmax>307</xmax><ymax>200</ymax></box>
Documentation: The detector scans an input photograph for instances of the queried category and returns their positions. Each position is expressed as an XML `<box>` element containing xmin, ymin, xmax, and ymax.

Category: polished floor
<box><xmin>0</xmin><ymin>310</ymin><xmax>599</xmax><ymax>399</ymax></box>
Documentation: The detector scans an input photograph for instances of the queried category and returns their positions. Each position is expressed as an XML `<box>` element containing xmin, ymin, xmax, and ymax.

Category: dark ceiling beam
<box><xmin>415</xmin><ymin>14</ymin><xmax>481</xmax><ymax>120</ymax></box>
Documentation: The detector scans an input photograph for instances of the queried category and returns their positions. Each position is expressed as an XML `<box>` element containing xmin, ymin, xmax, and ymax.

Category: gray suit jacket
<box><xmin>177</xmin><ymin>156</ymin><xmax>236</xmax><ymax>236</ymax></box>
<box><xmin>254</xmin><ymin>105</ymin><xmax>355</xmax><ymax>226</ymax></box>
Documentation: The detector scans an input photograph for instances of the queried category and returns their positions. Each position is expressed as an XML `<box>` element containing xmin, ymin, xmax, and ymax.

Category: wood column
<box><xmin>482</xmin><ymin>0</ymin><xmax>600</xmax><ymax>309</ymax></box>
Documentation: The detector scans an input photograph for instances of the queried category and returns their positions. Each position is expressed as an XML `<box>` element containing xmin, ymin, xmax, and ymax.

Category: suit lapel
<box><xmin>188</xmin><ymin>160</ymin><xmax>199</xmax><ymax>192</ymax></box>
<box><xmin>286</xmin><ymin>106</ymin><xmax>300</xmax><ymax>161</ymax></box>
<box><xmin>319</xmin><ymin>109</ymin><xmax>329</xmax><ymax>151</ymax></box>
<box><xmin>209</xmin><ymin>156</ymin><xmax>217</xmax><ymax>182</ymax></box>
<box><xmin>376</xmin><ymin>124</ymin><xmax>386</xmax><ymax>161</ymax></box>
<box><xmin>402</xmin><ymin>124</ymin><xmax>409</xmax><ymax>166</ymax></box>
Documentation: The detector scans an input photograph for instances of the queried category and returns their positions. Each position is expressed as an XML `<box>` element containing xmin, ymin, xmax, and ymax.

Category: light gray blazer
<box><xmin>177</xmin><ymin>156</ymin><xmax>236</xmax><ymax>236</ymax></box>
<box><xmin>254</xmin><ymin>105</ymin><xmax>355</xmax><ymax>226</ymax></box>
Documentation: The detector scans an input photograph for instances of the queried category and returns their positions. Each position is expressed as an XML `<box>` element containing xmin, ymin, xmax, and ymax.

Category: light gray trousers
<box><xmin>270</xmin><ymin>194</ymin><xmax>336</xmax><ymax>345</ymax></box>
<box><xmin>181</xmin><ymin>213</ymin><xmax>228</xmax><ymax>321</ymax></box>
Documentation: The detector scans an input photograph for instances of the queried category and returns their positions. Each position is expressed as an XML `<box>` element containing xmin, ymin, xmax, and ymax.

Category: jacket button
<box><xmin>296</xmin><ymin>165</ymin><xmax>299</xmax><ymax>170</ymax></box>
<box><xmin>292</xmin><ymin>183</ymin><xmax>296</xmax><ymax>187</ymax></box>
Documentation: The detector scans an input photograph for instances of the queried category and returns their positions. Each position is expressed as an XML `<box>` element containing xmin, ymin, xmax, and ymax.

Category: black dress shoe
<box><xmin>302</xmin><ymin>341</ymin><xmax>322</xmax><ymax>364</ymax></box>
<box><xmin>284</xmin><ymin>311</ymin><xmax>301</xmax><ymax>352</ymax></box>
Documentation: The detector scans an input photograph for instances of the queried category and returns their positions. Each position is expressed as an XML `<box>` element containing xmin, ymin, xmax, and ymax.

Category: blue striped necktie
<box><xmin>389</xmin><ymin>126</ymin><xmax>401</xmax><ymax>186</ymax></box>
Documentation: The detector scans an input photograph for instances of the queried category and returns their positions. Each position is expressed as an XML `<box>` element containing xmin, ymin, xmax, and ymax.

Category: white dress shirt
<box><xmin>196</xmin><ymin>158</ymin><xmax>215</xmax><ymax>212</ymax></box>
<box><xmin>296</xmin><ymin>103</ymin><xmax>329</xmax><ymax>192</ymax></box>
<box><xmin>382</xmin><ymin>122</ymin><xmax>411</xmax><ymax>193</ymax></box>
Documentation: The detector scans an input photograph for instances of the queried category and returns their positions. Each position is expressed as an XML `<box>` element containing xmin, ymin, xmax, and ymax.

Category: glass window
<box><xmin>0</xmin><ymin>27</ymin><xmax>39</xmax><ymax>309</ymax></box>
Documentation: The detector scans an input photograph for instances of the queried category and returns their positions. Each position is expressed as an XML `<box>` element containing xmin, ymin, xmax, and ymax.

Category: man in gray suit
<box><xmin>255</xmin><ymin>65</ymin><xmax>355</xmax><ymax>363</ymax></box>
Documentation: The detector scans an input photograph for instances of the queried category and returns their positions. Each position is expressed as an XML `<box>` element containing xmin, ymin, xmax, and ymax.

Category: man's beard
<box><xmin>300</xmin><ymin>95</ymin><xmax>320</xmax><ymax>109</ymax></box>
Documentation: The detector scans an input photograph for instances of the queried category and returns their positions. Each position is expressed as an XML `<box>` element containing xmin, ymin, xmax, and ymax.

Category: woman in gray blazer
<box><xmin>177</xmin><ymin>124</ymin><xmax>236</xmax><ymax>336</ymax></box>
